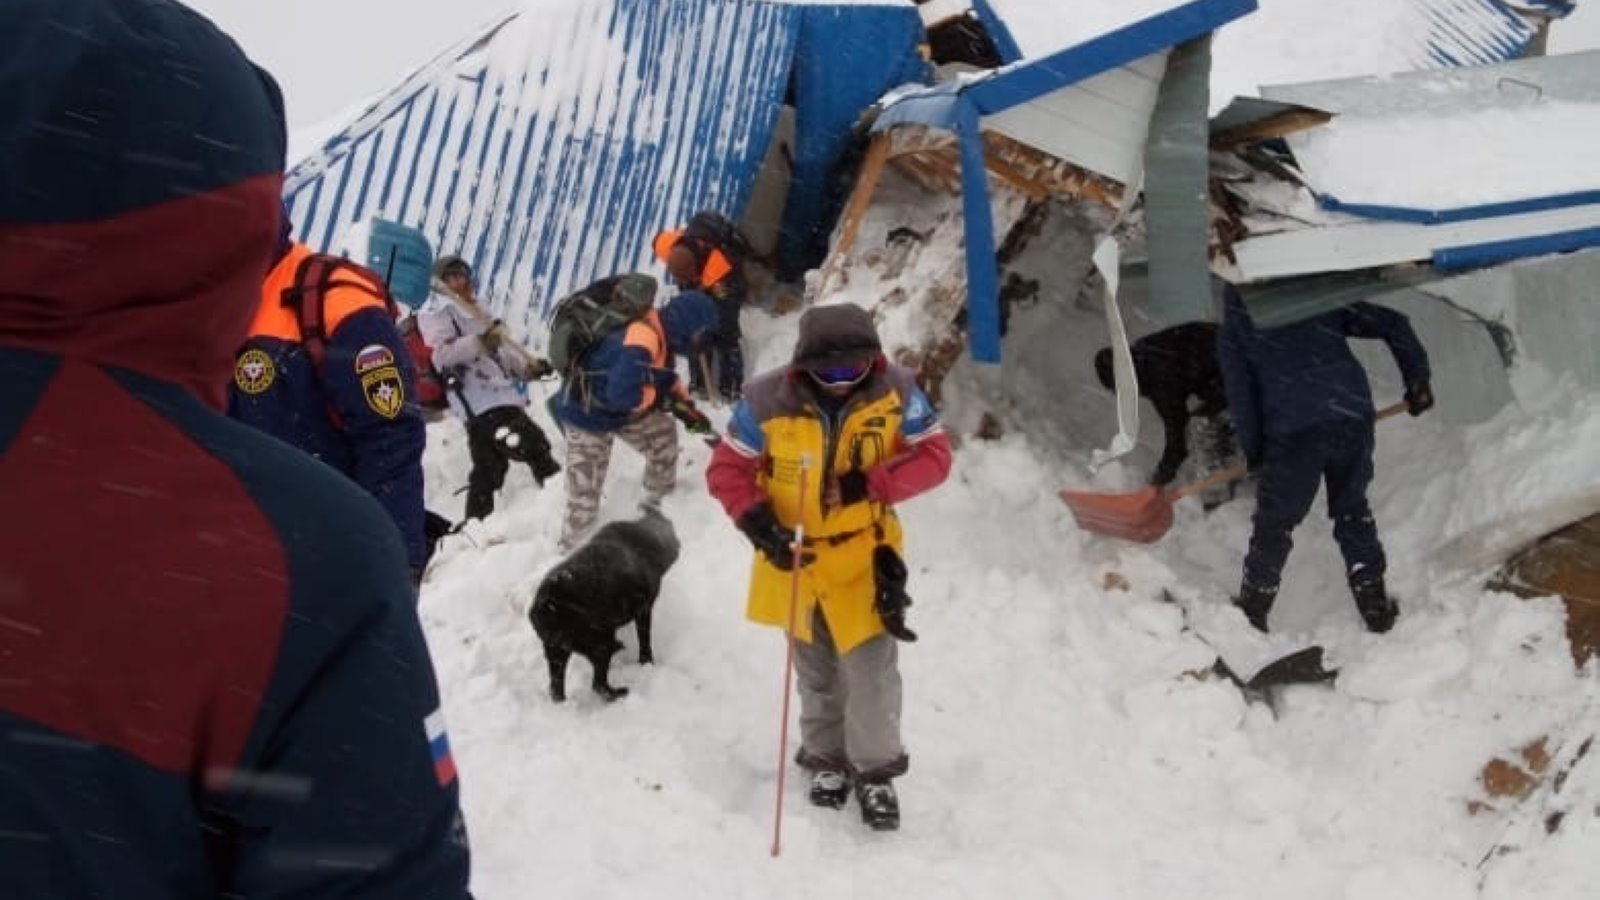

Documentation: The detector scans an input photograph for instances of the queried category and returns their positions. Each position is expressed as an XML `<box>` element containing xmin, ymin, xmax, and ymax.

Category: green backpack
<box><xmin>546</xmin><ymin>273</ymin><xmax>658</xmax><ymax>375</ymax></box>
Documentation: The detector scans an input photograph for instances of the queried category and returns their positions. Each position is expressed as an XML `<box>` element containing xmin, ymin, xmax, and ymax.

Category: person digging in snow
<box><xmin>417</xmin><ymin>254</ymin><xmax>562</xmax><ymax>521</ymax></box>
<box><xmin>706</xmin><ymin>303</ymin><xmax>952</xmax><ymax>832</ymax></box>
<box><xmin>1217</xmin><ymin>281</ymin><xmax>1433</xmax><ymax>634</ymax></box>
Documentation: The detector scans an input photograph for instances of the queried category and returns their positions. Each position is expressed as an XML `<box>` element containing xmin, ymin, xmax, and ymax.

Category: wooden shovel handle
<box><xmin>448</xmin><ymin>290</ymin><xmax>544</xmax><ymax>369</ymax></box>
<box><xmin>1170</xmin><ymin>401</ymin><xmax>1410</xmax><ymax>500</ymax></box>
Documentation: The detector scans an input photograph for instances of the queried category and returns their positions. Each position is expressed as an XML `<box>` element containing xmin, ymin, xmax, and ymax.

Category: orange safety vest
<box><xmin>652</xmin><ymin>229</ymin><xmax>734</xmax><ymax>289</ymax></box>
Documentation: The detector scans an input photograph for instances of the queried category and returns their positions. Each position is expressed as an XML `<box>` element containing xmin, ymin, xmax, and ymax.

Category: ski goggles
<box><xmin>808</xmin><ymin>361</ymin><xmax>872</xmax><ymax>387</ymax></box>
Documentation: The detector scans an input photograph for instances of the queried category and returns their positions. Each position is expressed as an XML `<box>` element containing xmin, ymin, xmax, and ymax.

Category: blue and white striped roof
<box><xmin>285</xmin><ymin>0</ymin><xmax>924</xmax><ymax>329</ymax></box>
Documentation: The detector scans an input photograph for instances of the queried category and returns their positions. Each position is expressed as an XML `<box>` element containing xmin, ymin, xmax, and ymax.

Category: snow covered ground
<box><xmin>416</xmin><ymin>292</ymin><xmax>1599</xmax><ymax>898</ymax></box>
<box><xmin>171</xmin><ymin>0</ymin><xmax>1600</xmax><ymax>894</ymax></box>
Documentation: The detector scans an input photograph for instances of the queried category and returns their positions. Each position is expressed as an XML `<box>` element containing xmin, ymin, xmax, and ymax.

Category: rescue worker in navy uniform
<box><xmin>706</xmin><ymin>304</ymin><xmax>953</xmax><ymax>832</ymax></box>
<box><xmin>1217</xmin><ymin>283</ymin><xmax>1434</xmax><ymax>634</ymax></box>
<box><xmin>1093</xmin><ymin>321</ymin><xmax>1232</xmax><ymax>489</ymax></box>
<box><xmin>654</xmin><ymin>213</ymin><xmax>747</xmax><ymax>401</ymax></box>
<box><xmin>230</xmin><ymin>222</ymin><xmax>428</xmax><ymax>582</ymax></box>
<box><xmin>418</xmin><ymin>255</ymin><xmax>561</xmax><ymax>521</ymax></box>
<box><xmin>1</xmin><ymin>2</ymin><xmax>473</xmax><ymax>897</ymax></box>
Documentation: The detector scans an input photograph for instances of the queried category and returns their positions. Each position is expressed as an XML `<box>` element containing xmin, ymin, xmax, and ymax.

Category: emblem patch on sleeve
<box><xmin>234</xmin><ymin>349</ymin><xmax>276</xmax><ymax>394</ymax></box>
<box><xmin>354</xmin><ymin>343</ymin><xmax>397</xmax><ymax>374</ymax></box>
<box><xmin>362</xmin><ymin>366</ymin><xmax>407</xmax><ymax>418</ymax></box>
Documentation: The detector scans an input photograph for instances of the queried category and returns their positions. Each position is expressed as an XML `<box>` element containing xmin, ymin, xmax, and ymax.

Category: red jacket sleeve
<box><xmin>706</xmin><ymin>437</ymin><xmax>767</xmax><ymax>523</ymax></box>
<box><xmin>865</xmin><ymin>430</ymin><xmax>953</xmax><ymax>505</ymax></box>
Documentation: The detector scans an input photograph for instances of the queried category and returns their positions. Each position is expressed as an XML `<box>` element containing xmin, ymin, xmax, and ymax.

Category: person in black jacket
<box><xmin>1217</xmin><ymin>284</ymin><xmax>1434</xmax><ymax>634</ymax></box>
<box><xmin>1094</xmin><ymin>321</ymin><xmax>1232</xmax><ymax>488</ymax></box>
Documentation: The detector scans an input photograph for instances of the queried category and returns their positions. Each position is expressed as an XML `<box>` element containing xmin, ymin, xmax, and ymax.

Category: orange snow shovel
<box><xmin>1061</xmin><ymin>401</ymin><xmax>1408</xmax><ymax>543</ymax></box>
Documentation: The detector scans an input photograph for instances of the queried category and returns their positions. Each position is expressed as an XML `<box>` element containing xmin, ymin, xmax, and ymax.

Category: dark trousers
<box><xmin>688</xmin><ymin>336</ymin><xmax>744</xmax><ymax>401</ymax></box>
<box><xmin>465</xmin><ymin>405</ymin><xmax>559</xmax><ymax>519</ymax></box>
<box><xmin>1242</xmin><ymin>418</ymin><xmax>1385</xmax><ymax>590</ymax></box>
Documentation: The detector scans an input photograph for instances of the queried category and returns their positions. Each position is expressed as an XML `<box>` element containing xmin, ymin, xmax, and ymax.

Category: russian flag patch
<box><xmin>425</xmin><ymin>708</ymin><xmax>457</xmax><ymax>787</ymax></box>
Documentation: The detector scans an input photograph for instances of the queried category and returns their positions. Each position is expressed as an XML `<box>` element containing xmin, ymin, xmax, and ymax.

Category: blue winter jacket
<box><xmin>0</xmin><ymin>3</ymin><xmax>473</xmax><ymax>899</ymax></box>
<box><xmin>556</xmin><ymin>290</ymin><xmax>718</xmax><ymax>432</ymax></box>
<box><xmin>1217</xmin><ymin>286</ymin><xmax>1431</xmax><ymax>464</ymax></box>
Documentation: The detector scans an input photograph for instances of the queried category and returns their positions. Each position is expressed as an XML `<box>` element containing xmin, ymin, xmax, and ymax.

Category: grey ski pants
<box><xmin>792</xmin><ymin>607</ymin><xmax>908</xmax><ymax>780</ymax></box>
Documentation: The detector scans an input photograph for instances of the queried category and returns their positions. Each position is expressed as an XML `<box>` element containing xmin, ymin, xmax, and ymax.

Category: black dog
<box><xmin>528</xmin><ymin>508</ymin><xmax>680</xmax><ymax>702</ymax></box>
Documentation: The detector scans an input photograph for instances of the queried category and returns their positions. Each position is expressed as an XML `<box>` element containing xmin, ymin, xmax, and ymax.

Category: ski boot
<box><xmin>855</xmin><ymin>779</ymin><xmax>900</xmax><ymax>831</ymax></box>
<box><xmin>1351</xmin><ymin>576</ymin><xmax>1398</xmax><ymax>633</ymax></box>
<box><xmin>1236</xmin><ymin>581</ymin><xmax>1278</xmax><ymax>633</ymax></box>
<box><xmin>808</xmin><ymin>768</ymin><xmax>852</xmax><ymax>810</ymax></box>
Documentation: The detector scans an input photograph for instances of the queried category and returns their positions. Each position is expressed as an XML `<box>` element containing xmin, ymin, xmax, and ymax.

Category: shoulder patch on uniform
<box><xmin>362</xmin><ymin>366</ymin><xmax>406</xmax><ymax>418</ymax></box>
<box><xmin>234</xmin><ymin>349</ymin><xmax>276</xmax><ymax>394</ymax></box>
<box><xmin>354</xmin><ymin>343</ymin><xmax>397</xmax><ymax>374</ymax></box>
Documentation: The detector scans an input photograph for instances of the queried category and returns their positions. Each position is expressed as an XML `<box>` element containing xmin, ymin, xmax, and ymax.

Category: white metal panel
<box><xmin>979</xmin><ymin>53</ymin><xmax>1166</xmax><ymax>185</ymax></box>
<box><xmin>1225</xmin><ymin>203</ymin><xmax>1600</xmax><ymax>282</ymax></box>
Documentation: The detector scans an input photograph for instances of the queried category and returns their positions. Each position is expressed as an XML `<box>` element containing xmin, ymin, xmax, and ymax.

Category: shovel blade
<box><xmin>1059</xmin><ymin>485</ymin><xmax>1175</xmax><ymax>543</ymax></box>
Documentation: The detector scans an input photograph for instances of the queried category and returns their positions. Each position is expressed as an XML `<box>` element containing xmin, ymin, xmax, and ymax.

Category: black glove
<box><xmin>737</xmin><ymin>503</ymin><xmax>808</xmax><ymax>571</ymax></box>
<box><xmin>872</xmin><ymin>545</ymin><xmax>918</xmax><ymax>642</ymax></box>
<box><xmin>1405</xmin><ymin>380</ymin><xmax>1434</xmax><ymax>417</ymax></box>
<box><xmin>835</xmin><ymin>469</ymin><xmax>871</xmax><ymax>506</ymax></box>
<box><xmin>668</xmin><ymin>397</ymin><xmax>714</xmax><ymax>436</ymax></box>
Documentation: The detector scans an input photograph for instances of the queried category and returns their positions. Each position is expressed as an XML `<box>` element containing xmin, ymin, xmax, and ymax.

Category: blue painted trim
<box><xmin>1319</xmin><ymin>190</ymin><xmax>1600</xmax><ymax>225</ymax></box>
<box><xmin>419</xmin><ymin>92</ymin><xmax>462</xmax><ymax>226</ymax></box>
<box><xmin>480</xmin><ymin>69</ymin><xmax>531</xmax><ymax>292</ymax></box>
<box><xmin>464</xmin><ymin>68</ymin><xmax>510</xmax><ymax>282</ymax></box>
<box><xmin>397</xmin><ymin>89</ymin><xmax>440</xmax><ymax>219</ymax></box>
<box><xmin>437</xmin><ymin>70</ymin><xmax>488</xmax><ymax>257</ymax></box>
<box><xmin>299</xmin><ymin>177</ymin><xmax>325</xmax><ymax>243</ymax></box>
<box><xmin>966</xmin><ymin>0</ymin><xmax>1256</xmax><ymax>115</ymax></box>
<box><xmin>956</xmin><ymin>99</ymin><xmax>1001</xmax><ymax>364</ymax></box>
<box><xmin>318</xmin><ymin>147</ymin><xmax>357</xmax><ymax>250</ymax></box>
<box><xmin>968</xmin><ymin>0</ymin><xmax>1023</xmax><ymax>64</ymax></box>
<box><xmin>1432</xmin><ymin>226</ymin><xmax>1600</xmax><ymax>270</ymax></box>
<box><xmin>376</xmin><ymin>94</ymin><xmax>417</xmax><ymax>213</ymax></box>
<box><xmin>351</xmin><ymin>127</ymin><xmax>385</xmax><ymax>226</ymax></box>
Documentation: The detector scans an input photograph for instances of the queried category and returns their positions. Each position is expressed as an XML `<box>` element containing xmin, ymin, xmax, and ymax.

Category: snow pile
<box><xmin>414</xmin><ymin>246</ymin><xmax>1600</xmax><ymax>898</ymax></box>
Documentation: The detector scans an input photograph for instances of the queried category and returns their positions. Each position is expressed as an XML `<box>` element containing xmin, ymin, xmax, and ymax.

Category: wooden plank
<box><xmin>834</xmin><ymin>133</ymin><xmax>891</xmax><ymax>258</ymax></box>
<box><xmin>1211</xmin><ymin>108</ymin><xmax>1335</xmax><ymax>150</ymax></box>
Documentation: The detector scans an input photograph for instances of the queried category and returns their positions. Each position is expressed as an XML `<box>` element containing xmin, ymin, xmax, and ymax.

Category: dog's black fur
<box><xmin>528</xmin><ymin>508</ymin><xmax>680</xmax><ymax>702</ymax></box>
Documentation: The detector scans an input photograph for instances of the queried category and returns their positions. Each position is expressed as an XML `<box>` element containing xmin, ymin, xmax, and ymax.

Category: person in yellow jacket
<box><xmin>705</xmin><ymin>304</ymin><xmax>952</xmax><ymax>832</ymax></box>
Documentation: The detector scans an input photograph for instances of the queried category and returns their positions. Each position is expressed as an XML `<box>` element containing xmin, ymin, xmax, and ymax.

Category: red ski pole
<box><xmin>771</xmin><ymin>457</ymin><xmax>810</xmax><ymax>858</ymax></box>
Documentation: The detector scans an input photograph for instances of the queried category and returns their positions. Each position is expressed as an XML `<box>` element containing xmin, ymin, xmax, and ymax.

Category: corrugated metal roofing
<box><xmin>284</xmin><ymin>0</ymin><xmax>923</xmax><ymax>330</ymax></box>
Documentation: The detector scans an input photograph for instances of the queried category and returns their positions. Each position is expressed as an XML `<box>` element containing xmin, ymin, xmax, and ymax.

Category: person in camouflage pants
<box><xmin>560</xmin><ymin>411</ymin><xmax>680</xmax><ymax>549</ymax></box>
<box><xmin>551</xmin><ymin>284</ymin><xmax>718</xmax><ymax>552</ymax></box>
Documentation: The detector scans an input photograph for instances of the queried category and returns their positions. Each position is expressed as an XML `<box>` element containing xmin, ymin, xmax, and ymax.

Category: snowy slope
<box><xmin>416</xmin><ymin>295</ymin><xmax>1599</xmax><ymax>899</ymax></box>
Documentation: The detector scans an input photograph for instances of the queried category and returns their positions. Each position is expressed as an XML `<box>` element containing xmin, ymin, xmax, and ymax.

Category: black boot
<box><xmin>808</xmin><ymin>768</ymin><xmax>851</xmax><ymax>810</ymax></box>
<box><xmin>855</xmin><ymin>779</ymin><xmax>900</xmax><ymax>831</ymax></box>
<box><xmin>1236</xmin><ymin>582</ymin><xmax>1278</xmax><ymax>633</ymax></box>
<box><xmin>1351</xmin><ymin>576</ymin><xmax>1398</xmax><ymax>633</ymax></box>
<box><xmin>529</xmin><ymin>454</ymin><xmax>561</xmax><ymax>487</ymax></box>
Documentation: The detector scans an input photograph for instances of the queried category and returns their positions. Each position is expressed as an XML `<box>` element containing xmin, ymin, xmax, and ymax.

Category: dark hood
<box><xmin>791</xmin><ymin>303</ymin><xmax>882</xmax><ymax>371</ymax></box>
<box><xmin>0</xmin><ymin>0</ymin><xmax>288</xmax><ymax>410</ymax></box>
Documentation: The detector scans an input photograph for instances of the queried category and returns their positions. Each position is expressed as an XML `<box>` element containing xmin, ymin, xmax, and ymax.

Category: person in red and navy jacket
<box><xmin>229</xmin><ymin>225</ymin><xmax>429</xmax><ymax>579</ymax></box>
<box><xmin>0</xmin><ymin>2</ymin><xmax>474</xmax><ymax>899</ymax></box>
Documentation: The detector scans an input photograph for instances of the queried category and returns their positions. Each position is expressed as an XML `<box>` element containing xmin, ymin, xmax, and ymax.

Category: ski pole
<box><xmin>771</xmin><ymin>455</ymin><xmax>810</xmax><ymax>858</ymax></box>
